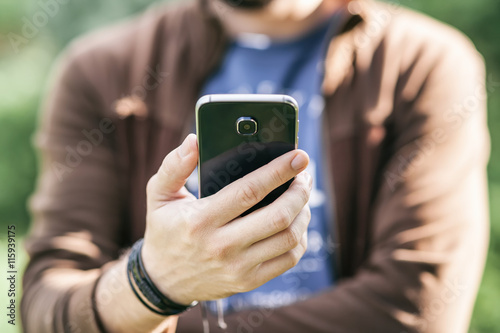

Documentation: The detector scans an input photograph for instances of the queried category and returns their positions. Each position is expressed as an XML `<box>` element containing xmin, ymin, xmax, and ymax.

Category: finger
<box><xmin>148</xmin><ymin>134</ymin><xmax>198</xmax><ymax>201</ymax></box>
<box><xmin>253</xmin><ymin>230</ymin><xmax>308</xmax><ymax>288</ymax></box>
<box><xmin>200</xmin><ymin>149</ymin><xmax>309</xmax><ymax>225</ymax></box>
<box><xmin>224</xmin><ymin>171</ymin><xmax>312</xmax><ymax>246</ymax></box>
<box><xmin>244</xmin><ymin>205</ymin><xmax>310</xmax><ymax>266</ymax></box>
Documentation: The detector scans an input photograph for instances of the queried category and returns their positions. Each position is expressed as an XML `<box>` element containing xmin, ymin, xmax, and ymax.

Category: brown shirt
<box><xmin>22</xmin><ymin>1</ymin><xmax>490</xmax><ymax>332</ymax></box>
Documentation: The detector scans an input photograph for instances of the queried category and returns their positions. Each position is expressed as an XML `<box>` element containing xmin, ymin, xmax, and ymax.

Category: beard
<box><xmin>220</xmin><ymin>0</ymin><xmax>274</xmax><ymax>9</ymax></box>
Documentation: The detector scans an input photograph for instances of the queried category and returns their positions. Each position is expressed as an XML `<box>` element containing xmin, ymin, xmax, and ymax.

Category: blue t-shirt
<box><xmin>186</xmin><ymin>17</ymin><xmax>336</xmax><ymax>314</ymax></box>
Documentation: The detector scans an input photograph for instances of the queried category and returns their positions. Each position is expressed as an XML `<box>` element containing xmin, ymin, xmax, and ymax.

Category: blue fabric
<box><xmin>187</xmin><ymin>17</ymin><xmax>336</xmax><ymax>313</ymax></box>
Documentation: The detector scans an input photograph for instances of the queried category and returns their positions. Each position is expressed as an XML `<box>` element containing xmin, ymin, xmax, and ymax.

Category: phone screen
<box><xmin>197</xmin><ymin>95</ymin><xmax>298</xmax><ymax>215</ymax></box>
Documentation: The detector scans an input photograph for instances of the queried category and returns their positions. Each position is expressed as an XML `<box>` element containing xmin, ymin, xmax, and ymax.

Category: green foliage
<box><xmin>0</xmin><ymin>0</ymin><xmax>498</xmax><ymax>332</ymax></box>
<box><xmin>0</xmin><ymin>45</ymin><xmax>54</xmax><ymax>234</ymax></box>
<box><xmin>0</xmin><ymin>0</ymin><xmax>29</xmax><ymax>33</ymax></box>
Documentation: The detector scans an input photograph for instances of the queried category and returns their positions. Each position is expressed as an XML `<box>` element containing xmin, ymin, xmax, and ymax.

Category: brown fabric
<box><xmin>21</xmin><ymin>0</ymin><xmax>489</xmax><ymax>332</ymax></box>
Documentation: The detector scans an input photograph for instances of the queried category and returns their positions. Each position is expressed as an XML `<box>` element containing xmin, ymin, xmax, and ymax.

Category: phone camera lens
<box><xmin>236</xmin><ymin>117</ymin><xmax>258</xmax><ymax>136</ymax></box>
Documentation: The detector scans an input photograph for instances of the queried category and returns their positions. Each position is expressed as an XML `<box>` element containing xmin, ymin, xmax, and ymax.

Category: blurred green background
<box><xmin>0</xmin><ymin>0</ymin><xmax>498</xmax><ymax>332</ymax></box>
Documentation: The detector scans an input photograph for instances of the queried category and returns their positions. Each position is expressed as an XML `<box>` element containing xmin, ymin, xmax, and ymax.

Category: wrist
<box><xmin>141</xmin><ymin>239</ymin><xmax>195</xmax><ymax>306</ymax></box>
<box><xmin>127</xmin><ymin>239</ymin><xmax>197</xmax><ymax>315</ymax></box>
<box><xmin>95</xmin><ymin>258</ymin><xmax>166</xmax><ymax>333</ymax></box>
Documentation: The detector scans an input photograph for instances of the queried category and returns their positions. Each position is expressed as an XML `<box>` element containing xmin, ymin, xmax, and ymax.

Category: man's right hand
<box><xmin>142</xmin><ymin>133</ymin><xmax>312</xmax><ymax>306</ymax></box>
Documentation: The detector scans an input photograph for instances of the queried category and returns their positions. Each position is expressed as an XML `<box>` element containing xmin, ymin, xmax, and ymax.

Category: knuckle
<box><xmin>237</xmin><ymin>181</ymin><xmax>261</xmax><ymax>206</ymax></box>
<box><xmin>286</xmin><ymin>249</ymin><xmax>301</xmax><ymax>268</ymax></box>
<box><xmin>185</xmin><ymin>214</ymin><xmax>204</xmax><ymax>237</ymax></box>
<box><xmin>270</xmin><ymin>209</ymin><xmax>291</xmax><ymax>232</ymax></box>
<box><xmin>292</xmin><ymin>249</ymin><xmax>302</xmax><ymax>266</ymax></box>
<box><xmin>207</xmin><ymin>245</ymin><xmax>228</xmax><ymax>261</ymax></box>
<box><xmin>301</xmin><ymin>235</ymin><xmax>308</xmax><ymax>253</ymax></box>
<box><xmin>221</xmin><ymin>239</ymin><xmax>237</xmax><ymax>257</ymax></box>
<box><xmin>296</xmin><ymin>182</ymin><xmax>311</xmax><ymax>204</ymax></box>
<box><xmin>303</xmin><ymin>205</ymin><xmax>312</xmax><ymax>221</ymax></box>
<box><xmin>184</xmin><ymin>221</ymin><xmax>199</xmax><ymax>238</ymax></box>
<box><xmin>269</xmin><ymin>167</ymin><xmax>285</xmax><ymax>186</ymax></box>
<box><xmin>283</xmin><ymin>226</ymin><xmax>300</xmax><ymax>249</ymax></box>
<box><xmin>290</xmin><ymin>245</ymin><xmax>305</xmax><ymax>266</ymax></box>
<box><xmin>207</xmin><ymin>240</ymin><xmax>233</xmax><ymax>262</ymax></box>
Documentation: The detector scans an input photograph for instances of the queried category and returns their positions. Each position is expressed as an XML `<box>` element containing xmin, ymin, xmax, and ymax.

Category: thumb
<box><xmin>148</xmin><ymin>134</ymin><xmax>198</xmax><ymax>201</ymax></box>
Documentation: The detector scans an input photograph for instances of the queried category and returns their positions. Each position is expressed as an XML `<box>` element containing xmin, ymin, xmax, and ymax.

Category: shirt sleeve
<box><xmin>21</xmin><ymin>44</ymin><xmax>123</xmax><ymax>333</ymax></box>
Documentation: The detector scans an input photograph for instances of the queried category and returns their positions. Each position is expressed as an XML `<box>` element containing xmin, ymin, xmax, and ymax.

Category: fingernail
<box><xmin>291</xmin><ymin>152</ymin><xmax>308</xmax><ymax>170</ymax></box>
<box><xmin>179</xmin><ymin>135</ymin><xmax>193</xmax><ymax>158</ymax></box>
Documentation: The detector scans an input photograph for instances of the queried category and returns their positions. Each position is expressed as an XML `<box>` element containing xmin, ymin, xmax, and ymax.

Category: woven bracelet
<box><xmin>127</xmin><ymin>238</ymin><xmax>197</xmax><ymax>316</ymax></box>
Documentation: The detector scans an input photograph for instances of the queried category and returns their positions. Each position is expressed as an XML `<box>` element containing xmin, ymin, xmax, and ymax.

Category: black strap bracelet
<box><xmin>127</xmin><ymin>238</ymin><xmax>197</xmax><ymax>316</ymax></box>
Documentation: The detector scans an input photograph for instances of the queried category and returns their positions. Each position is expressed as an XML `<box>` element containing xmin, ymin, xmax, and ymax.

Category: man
<box><xmin>21</xmin><ymin>0</ymin><xmax>490</xmax><ymax>332</ymax></box>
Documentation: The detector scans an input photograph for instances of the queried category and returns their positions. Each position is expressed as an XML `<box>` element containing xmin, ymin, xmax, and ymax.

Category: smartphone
<box><xmin>196</xmin><ymin>94</ymin><xmax>299</xmax><ymax>215</ymax></box>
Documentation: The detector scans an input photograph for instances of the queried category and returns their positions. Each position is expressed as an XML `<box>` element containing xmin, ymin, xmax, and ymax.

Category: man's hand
<box><xmin>142</xmin><ymin>133</ymin><xmax>312</xmax><ymax>305</ymax></box>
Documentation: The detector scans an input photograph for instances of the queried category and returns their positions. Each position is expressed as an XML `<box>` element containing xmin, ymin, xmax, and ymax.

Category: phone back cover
<box><xmin>198</xmin><ymin>101</ymin><xmax>298</xmax><ymax>214</ymax></box>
